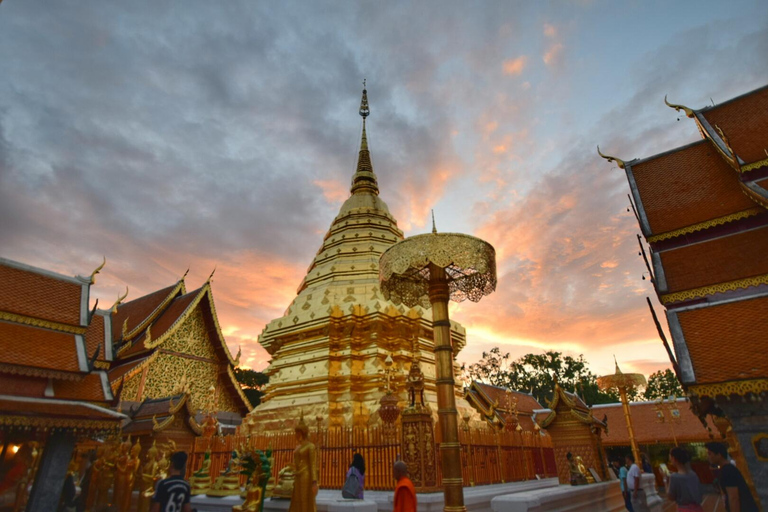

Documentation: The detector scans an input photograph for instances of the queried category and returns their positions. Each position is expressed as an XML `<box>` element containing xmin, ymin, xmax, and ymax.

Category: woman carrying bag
<box><xmin>342</xmin><ymin>453</ymin><xmax>365</xmax><ymax>499</ymax></box>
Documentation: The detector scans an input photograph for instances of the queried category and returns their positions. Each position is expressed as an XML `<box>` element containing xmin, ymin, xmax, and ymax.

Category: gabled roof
<box><xmin>0</xmin><ymin>320</ymin><xmax>84</xmax><ymax>377</ymax></box>
<box><xmin>0</xmin><ymin>257</ymin><xmax>90</xmax><ymax>328</ymax></box>
<box><xmin>593</xmin><ymin>398</ymin><xmax>711</xmax><ymax>446</ymax></box>
<box><xmin>112</xmin><ymin>281</ymin><xmax>185</xmax><ymax>344</ymax></box>
<box><xmin>538</xmin><ymin>383</ymin><xmax>604</xmax><ymax>429</ymax></box>
<box><xmin>0</xmin><ymin>395</ymin><xmax>125</xmax><ymax>432</ymax></box>
<box><xmin>122</xmin><ymin>393</ymin><xmax>202</xmax><ymax>436</ymax></box>
<box><xmin>698</xmin><ymin>84</ymin><xmax>768</xmax><ymax>166</ymax></box>
<box><xmin>465</xmin><ymin>381</ymin><xmax>542</xmax><ymax>430</ymax></box>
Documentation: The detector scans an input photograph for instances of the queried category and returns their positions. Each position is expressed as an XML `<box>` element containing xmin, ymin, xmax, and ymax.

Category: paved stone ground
<box><xmin>659</xmin><ymin>492</ymin><xmax>724</xmax><ymax>512</ymax></box>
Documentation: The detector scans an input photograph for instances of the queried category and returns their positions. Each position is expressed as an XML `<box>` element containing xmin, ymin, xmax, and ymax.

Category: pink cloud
<box><xmin>502</xmin><ymin>56</ymin><xmax>528</xmax><ymax>76</ymax></box>
<box><xmin>313</xmin><ymin>179</ymin><xmax>348</xmax><ymax>204</ymax></box>
<box><xmin>543</xmin><ymin>43</ymin><xmax>564</xmax><ymax>66</ymax></box>
<box><xmin>543</xmin><ymin>24</ymin><xmax>557</xmax><ymax>38</ymax></box>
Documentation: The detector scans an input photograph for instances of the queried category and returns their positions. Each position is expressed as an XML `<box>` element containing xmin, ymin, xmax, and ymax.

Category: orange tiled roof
<box><xmin>0</xmin><ymin>374</ymin><xmax>47</xmax><ymax>398</ymax></box>
<box><xmin>84</xmin><ymin>313</ymin><xmax>109</xmax><ymax>362</ymax></box>
<box><xmin>631</xmin><ymin>141</ymin><xmax>755</xmax><ymax>235</ymax></box>
<box><xmin>473</xmin><ymin>382</ymin><xmax>543</xmax><ymax>414</ymax></box>
<box><xmin>117</xmin><ymin>288</ymin><xmax>199</xmax><ymax>359</ymax></box>
<box><xmin>0</xmin><ymin>320</ymin><xmax>81</xmax><ymax>374</ymax></box>
<box><xmin>55</xmin><ymin>372</ymin><xmax>110</xmax><ymax>403</ymax></box>
<box><xmin>660</xmin><ymin>225</ymin><xmax>768</xmax><ymax>293</ymax></box>
<box><xmin>109</xmin><ymin>356</ymin><xmax>151</xmax><ymax>383</ymax></box>
<box><xmin>700</xmin><ymin>85</ymin><xmax>768</xmax><ymax>165</ymax></box>
<box><xmin>595</xmin><ymin>399</ymin><xmax>711</xmax><ymax>446</ymax></box>
<box><xmin>0</xmin><ymin>396</ymin><xmax>123</xmax><ymax>430</ymax></box>
<box><xmin>112</xmin><ymin>283</ymin><xmax>181</xmax><ymax>343</ymax></box>
<box><xmin>0</xmin><ymin>260</ymin><xmax>84</xmax><ymax>327</ymax></box>
<box><xmin>677</xmin><ymin>294</ymin><xmax>768</xmax><ymax>384</ymax></box>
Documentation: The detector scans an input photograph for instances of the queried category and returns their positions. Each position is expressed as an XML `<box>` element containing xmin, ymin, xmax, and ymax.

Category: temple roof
<box><xmin>677</xmin><ymin>294</ymin><xmax>768</xmax><ymax>386</ymax></box>
<box><xmin>0</xmin><ymin>395</ymin><xmax>125</xmax><ymax>432</ymax></box>
<box><xmin>112</xmin><ymin>281</ymin><xmax>185</xmax><ymax>343</ymax></box>
<box><xmin>630</xmin><ymin>140</ymin><xmax>756</xmax><ymax>237</ymax></box>
<box><xmin>593</xmin><ymin>398</ymin><xmax>712</xmax><ymax>446</ymax></box>
<box><xmin>465</xmin><ymin>381</ymin><xmax>542</xmax><ymax>430</ymax></box>
<box><xmin>697</xmin><ymin>84</ymin><xmax>768</xmax><ymax>166</ymax></box>
<box><xmin>536</xmin><ymin>383</ymin><xmax>604</xmax><ymax>429</ymax></box>
<box><xmin>122</xmin><ymin>393</ymin><xmax>202</xmax><ymax>435</ymax></box>
<box><xmin>0</xmin><ymin>257</ymin><xmax>90</xmax><ymax>328</ymax></box>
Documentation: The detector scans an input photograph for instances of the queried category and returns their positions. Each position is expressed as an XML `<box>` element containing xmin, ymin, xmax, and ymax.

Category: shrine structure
<box><xmin>0</xmin><ymin>258</ymin><xmax>125</xmax><ymax>512</ymax></box>
<box><xmin>108</xmin><ymin>276</ymin><xmax>251</xmax><ymax>423</ymax></box>
<box><xmin>242</xmin><ymin>85</ymin><xmax>478</xmax><ymax>433</ymax></box>
<box><xmin>600</xmin><ymin>83</ymin><xmax>768</xmax><ymax>505</ymax></box>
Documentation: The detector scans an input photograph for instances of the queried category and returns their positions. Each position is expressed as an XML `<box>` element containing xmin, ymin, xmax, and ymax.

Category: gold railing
<box><xmin>190</xmin><ymin>426</ymin><xmax>556</xmax><ymax>491</ymax></box>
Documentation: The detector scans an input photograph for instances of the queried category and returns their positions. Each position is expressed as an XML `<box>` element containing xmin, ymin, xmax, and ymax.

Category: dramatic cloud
<box><xmin>1</xmin><ymin>0</ymin><xmax>766</xmax><ymax>378</ymax></box>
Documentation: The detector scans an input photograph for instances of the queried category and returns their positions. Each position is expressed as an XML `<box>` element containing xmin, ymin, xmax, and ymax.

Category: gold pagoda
<box><xmin>243</xmin><ymin>85</ymin><xmax>479</xmax><ymax>432</ymax></box>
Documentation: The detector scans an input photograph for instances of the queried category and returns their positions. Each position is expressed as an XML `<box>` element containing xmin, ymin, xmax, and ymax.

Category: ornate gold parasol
<box><xmin>597</xmin><ymin>360</ymin><xmax>647</xmax><ymax>465</ymax></box>
<box><xmin>379</xmin><ymin>225</ymin><xmax>496</xmax><ymax>512</ymax></box>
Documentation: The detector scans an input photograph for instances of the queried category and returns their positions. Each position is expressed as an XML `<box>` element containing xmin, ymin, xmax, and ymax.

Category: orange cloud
<box><xmin>502</xmin><ymin>56</ymin><xmax>528</xmax><ymax>76</ymax></box>
<box><xmin>543</xmin><ymin>43</ymin><xmax>564</xmax><ymax>66</ymax></box>
<box><xmin>543</xmin><ymin>23</ymin><xmax>557</xmax><ymax>38</ymax></box>
<box><xmin>313</xmin><ymin>179</ymin><xmax>348</xmax><ymax>204</ymax></box>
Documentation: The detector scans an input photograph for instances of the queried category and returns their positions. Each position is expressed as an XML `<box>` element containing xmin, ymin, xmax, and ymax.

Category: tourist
<box><xmin>706</xmin><ymin>442</ymin><xmax>758</xmax><ymax>512</ymax></box>
<box><xmin>641</xmin><ymin>453</ymin><xmax>652</xmax><ymax>474</ymax></box>
<box><xmin>626</xmin><ymin>454</ymin><xmax>649</xmax><ymax>512</ymax></box>
<box><xmin>342</xmin><ymin>453</ymin><xmax>365</xmax><ymax>499</ymax></box>
<box><xmin>392</xmin><ymin>461</ymin><xmax>416</xmax><ymax>512</ymax></box>
<box><xmin>666</xmin><ymin>447</ymin><xmax>703</xmax><ymax>512</ymax></box>
<box><xmin>289</xmin><ymin>416</ymin><xmax>318</xmax><ymax>512</ymax></box>
<box><xmin>151</xmin><ymin>452</ymin><xmax>192</xmax><ymax>512</ymax></box>
<box><xmin>618</xmin><ymin>458</ymin><xmax>634</xmax><ymax>512</ymax></box>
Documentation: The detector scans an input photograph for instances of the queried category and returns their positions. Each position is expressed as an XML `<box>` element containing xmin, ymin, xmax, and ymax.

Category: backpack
<box><xmin>342</xmin><ymin>470</ymin><xmax>361</xmax><ymax>499</ymax></box>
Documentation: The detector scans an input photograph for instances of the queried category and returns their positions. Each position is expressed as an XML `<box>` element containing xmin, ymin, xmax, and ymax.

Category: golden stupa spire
<box><xmin>351</xmin><ymin>79</ymin><xmax>379</xmax><ymax>196</ymax></box>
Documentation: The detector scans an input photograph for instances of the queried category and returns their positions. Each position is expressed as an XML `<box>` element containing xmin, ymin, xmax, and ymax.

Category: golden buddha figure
<box><xmin>96</xmin><ymin>442</ymin><xmax>117</xmax><ymax>509</ymax></box>
<box><xmin>138</xmin><ymin>441</ymin><xmax>161</xmax><ymax>512</ymax></box>
<box><xmin>576</xmin><ymin>455</ymin><xmax>595</xmax><ymax>484</ymax></box>
<box><xmin>114</xmin><ymin>441</ymin><xmax>142</xmax><ymax>512</ymax></box>
<box><xmin>85</xmin><ymin>445</ymin><xmax>105</xmax><ymax>511</ymax></box>
<box><xmin>288</xmin><ymin>414</ymin><xmax>318</xmax><ymax>512</ymax></box>
<box><xmin>189</xmin><ymin>450</ymin><xmax>213</xmax><ymax>495</ymax></box>
<box><xmin>112</xmin><ymin>438</ymin><xmax>133</xmax><ymax>511</ymax></box>
<box><xmin>272</xmin><ymin>465</ymin><xmax>295</xmax><ymax>499</ymax></box>
<box><xmin>207</xmin><ymin>449</ymin><xmax>242</xmax><ymax>497</ymax></box>
<box><xmin>567</xmin><ymin>452</ymin><xmax>588</xmax><ymax>486</ymax></box>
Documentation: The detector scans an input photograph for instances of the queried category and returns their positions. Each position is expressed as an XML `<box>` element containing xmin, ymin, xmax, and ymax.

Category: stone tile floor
<box><xmin>659</xmin><ymin>492</ymin><xmax>724</xmax><ymax>512</ymax></box>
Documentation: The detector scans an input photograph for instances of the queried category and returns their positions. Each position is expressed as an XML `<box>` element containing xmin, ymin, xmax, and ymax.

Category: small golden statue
<box><xmin>576</xmin><ymin>455</ymin><xmax>595</xmax><ymax>484</ymax></box>
<box><xmin>95</xmin><ymin>442</ymin><xmax>118</xmax><ymax>508</ymax></box>
<box><xmin>112</xmin><ymin>438</ymin><xmax>134</xmax><ymax>512</ymax></box>
<box><xmin>207</xmin><ymin>450</ymin><xmax>242</xmax><ymax>497</ymax></box>
<box><xmin>567</xmin><ymin>452</ymin><xmax>589</xmax><ymax>486</ymax></box>
<box><xmin>271</xmin><ymin>465</ymin><xmax>296</xmax><ymax>499</ymax></box>
<box><xmin>233</xmin><ymin>486</ymin><xmax>263</xmax><ymax>512</ymax></box>
<box><xmin>138</xmin><ymin>441</ymin><xmax>161</xmax><ymax>512</ymax></box>
<box><xmin>287</xmin><ymin>413</ymin><xmax>318</xmax><ymax>512</ymax></box>
<box><xmin>189</xmin><ymin>450</ymin><xmax>213</xmax><ymax>495</ymax></box>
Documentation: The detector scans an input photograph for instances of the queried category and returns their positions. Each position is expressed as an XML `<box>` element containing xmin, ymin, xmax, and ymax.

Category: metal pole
<box><xmin>428</xmin><ymin>263</ymin><xmax>466</xmax><ymax>512</ymax></box>
<box><xmin>620</xmin><ymin>387</ymin><xmax>641</xmax><ymax>464</ymax></box>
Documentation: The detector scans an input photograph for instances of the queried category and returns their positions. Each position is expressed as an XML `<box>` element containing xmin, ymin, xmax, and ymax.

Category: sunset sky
<box><xmin>1</xmin><ymin>1</ymin><xmax>767</xmax><ymax>377</ymax></box>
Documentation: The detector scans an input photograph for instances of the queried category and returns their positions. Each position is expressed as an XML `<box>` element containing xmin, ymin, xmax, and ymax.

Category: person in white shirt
<box><xmin>626</xmin><ymin>454</ymin><xmax>649</xmax><ymax>512</ymax></box>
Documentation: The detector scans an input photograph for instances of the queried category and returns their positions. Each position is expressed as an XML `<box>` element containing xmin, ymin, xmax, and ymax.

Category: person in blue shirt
<box><xmin>618</xmin><ymin>458</ymin><xmax>634</xmax><ymax>512</ymax></box>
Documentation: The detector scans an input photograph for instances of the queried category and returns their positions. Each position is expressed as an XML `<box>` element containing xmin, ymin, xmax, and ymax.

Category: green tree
<box><xmin>644</xmin><ymin>369</ymin><xmax>683</xmax><ymax>401</ymax></box>
<box><xmin>233</xmin><ymin>367</ymin><xmax>269</xmax><ymax>407</ymax></box>
<box><xmin>461</xmin><ymin>347</ymin><xmax>511</xmax><ymax>388</ymax></box>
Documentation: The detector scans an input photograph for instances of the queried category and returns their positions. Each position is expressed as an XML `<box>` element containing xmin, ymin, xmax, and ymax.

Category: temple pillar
<box><xmin>26</xmin><ymin>430</ymin><xmax>76</xmax><ymax>512</ymax></box>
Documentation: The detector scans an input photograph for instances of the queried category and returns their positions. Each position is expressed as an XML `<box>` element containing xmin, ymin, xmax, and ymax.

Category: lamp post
<box><xmin>597</xmin><ymin>360</ymin><xmax>646</xmax><ymax>465</ymax></box>
<box><xmin>379</xmin><ymin>228</ymin><xmax>496</xmax><ymax>512</ymax></box>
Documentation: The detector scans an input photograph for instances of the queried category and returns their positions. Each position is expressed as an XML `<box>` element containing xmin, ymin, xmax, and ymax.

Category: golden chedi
<box><xmin>244</xmin><ymin>84</ymin><xmax>478</xmax><ymax>433</ymax></box>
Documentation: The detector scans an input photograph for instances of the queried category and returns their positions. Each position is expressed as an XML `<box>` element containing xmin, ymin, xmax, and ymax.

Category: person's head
<box><xmin>566</xmin><ymin>452</ymin><xmax>573</xmax><ymax>461</ymax></box>
<box><xmin>170</xmin><ymin>451</ymin><xmax>188</xmax><ymax>473</ymax></box>
<box><xmin>625</xmin><ymin>454</ymin><xmax>634</xmax><ymax>467</ymax></box>
<box><xmin>669</xmin><ymin>447</ymin><xmax>690</xmax><ymax>468</ymax></box>
<box><xmin>611</xmin><ymin>459</ymin><xmax>621</xmax><ymax>469</ymax></box>
<box><xmin>393</xmin><ymin>461</ymin><xmax>408</xmax><ymax>481</ymax></box>
<box><xmin>351</xmin><ymin>453</ymin><xmax>366</xmax><ymax>475</ymax></box>
<box><xmin>706</xmin><ymin>442</ymin><xmax>729</xmax><ymax>465</ymax></box>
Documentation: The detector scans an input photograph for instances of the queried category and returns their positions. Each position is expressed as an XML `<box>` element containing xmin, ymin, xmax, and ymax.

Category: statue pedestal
<box><xmin>401</xmin><ymin>407</ymin><xmax>439</xmax><ymax>492</ymax></box>
<box><xmin>190</xmin><ymin>474</ymin><xmax>212</xmax><ymax>496</ymax></box>
<box><xmin>207</xmin><ymin>474</ymin><xmax>242</xmax><ymax>497</ymax></box>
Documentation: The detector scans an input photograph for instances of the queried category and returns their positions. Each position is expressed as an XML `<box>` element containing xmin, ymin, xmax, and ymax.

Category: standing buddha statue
<box><xmin>115</xmin><ymin>440</ymin><xmax>142</xmax><ymax>512</ymax></box>
<box><xmin>288</xmin><ymin>414</ymin><xmax>317</xmax><ymax>512</ymax></box>
<box><xmin>95</xmin><ymin>442</ymin><xmax>117</xmax><ymax>509</ymax></box>
<box><xmin>138</xmin><ymin>441</ymin><xmax>160</xmax><ymax>512</ymax></box>
<box><xmin>112</xmin><ymin>438</ymin><xmax>133</xmax><ymax>511</ymax></box>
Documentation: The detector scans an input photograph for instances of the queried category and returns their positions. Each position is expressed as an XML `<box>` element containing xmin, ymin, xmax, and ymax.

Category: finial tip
<box><xmin>431</xmin><ymin>210</ymin><xmax>437</xmax><ymax>234</ymax></box>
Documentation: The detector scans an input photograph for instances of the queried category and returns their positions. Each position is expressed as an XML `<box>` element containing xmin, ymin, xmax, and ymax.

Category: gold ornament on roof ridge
<box><xmin>661</xmin><ymin>272</ymin><xmax>768</xmax><ymax>304</ymax></box>
<box><xmin>111</xmin><ymin>287</ymin><xmax>129</xmax><ymax>314</ymax></box>
<box><xmin>664</xmin><ymin>95</ymin><xmax>695</xmax><ymax>118</ymax></box>
<box><xmin>597</xmin><ymin>145</ymin><xmax>626</xmax><ymax>169</ymax></box>
<box><xmin>90</xmin><ymin>256</ymin><xmax>107</xmax><ymax>283</ymax></box>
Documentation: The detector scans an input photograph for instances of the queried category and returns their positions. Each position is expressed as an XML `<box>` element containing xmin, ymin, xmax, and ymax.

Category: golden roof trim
<box><xmin>0</xmin><ymin>414</ymin><xmax>120</xmax><ymax>431</ymax></box>
<box><xmin>647</xmin><ymin>207</ymin><xmax>764</xmax><ymax>243</ymax></box>
<box><xmin>597</xmin><ymin>145</ymin><xmax>626</xmax><ymax>169</ymax></box>
<box><xmin>664</xmin><ymin>95</ymin><xmax>695</xmax><ymax>118</ymax></box>
<box><xmin>0</xmin><ymin>310</ymin><xmax>87</xmax><ymax>335</ymax></box>
<box><xmin>0</xmin><ymin>361</ymin><xmax>83</xmax><ymax>381</ymax></box>
<box><xmin>123</xmin><ymin>280</ymin><xmax>186</xmax><ymax>341</ymax></box>
<box><xmin>110</xmin><ymin>352</ymin><xmax>159</xmax><ymax>390</ymax></box>
<box><xmin>689</xmin><ymin>378</ymin><xmax>768</xmax><ymax>398</ymax></box>
<box><xmin>152</xmin><ymin>414</ymin><xmax>175</xmax><ymax>432</ymax></box>
<box><xmin>660</xmin><ymin>272</ymin><xmax>768</xmax><ymax>304</ymax></box>
<box><xmin>741</xmin><ymin>155</ymin><xmax>768</xmax><ymax>173</ymax></box>
<box><xmin>89</xmin><ymin>256</ymin><xmax>106</xmax><ymax>284</ymax></box>
<box><xmin>226</xmin><ymin>365</ymin><xmax>253</xmax><ymax>412</ymax></box>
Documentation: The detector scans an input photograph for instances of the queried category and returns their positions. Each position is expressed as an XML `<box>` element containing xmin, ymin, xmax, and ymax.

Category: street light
<box><xmin>379</xmin><ymin>226</ymin><xmax>496</xmax><ymax>512</ymax></box>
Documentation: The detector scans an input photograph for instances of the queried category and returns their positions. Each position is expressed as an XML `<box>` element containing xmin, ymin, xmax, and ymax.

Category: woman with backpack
<box><xmin>342</xmin><ymin>453</ymin><xmax>365</xmax><ymax>499</ymax></box>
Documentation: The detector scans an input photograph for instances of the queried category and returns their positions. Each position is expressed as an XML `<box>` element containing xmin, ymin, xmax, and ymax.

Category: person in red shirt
<box><xmin>392</xmin><ymin>461</ymin><xmax>416</xmax><ymax>512</ymax></box>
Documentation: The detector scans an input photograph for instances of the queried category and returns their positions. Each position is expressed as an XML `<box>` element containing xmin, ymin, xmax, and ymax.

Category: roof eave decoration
<box><xmin>109</xmin><ymin>352</ymin><xmax>159</xmax><ymax>390</ymax></box>
<box><xmin>664</xmin><ymin>95</ymin><xmax>695</xmax><ymax>118</ymax></box>
<box><xmin>226</xmin><ymin>365</ymin><xmax>253</xmax><ymax>414</ymax></box>
<box><xmin>597</xmin><ymin>145</ymin><xmax>627</xmax><ymax>169</ymax></box>
<box><xmin>688</xmin><ymin>378</ymin><xmax>768</xmax><ymax>399</ymax></box>
<box><xmin>122</xmin><ymin>280</ymin><xmax>186</xmax><ymax>341</ymax></box>
<box><xmin>110</xmin><ymin>287</ymin><xmax>129</xmax><ymax>314</ymax></box>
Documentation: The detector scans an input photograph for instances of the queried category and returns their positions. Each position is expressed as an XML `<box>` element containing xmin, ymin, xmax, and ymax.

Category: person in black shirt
<box><xmin>151</xmin><ymin>451</ymin><xmax>193</xmax><ymax>512</ymax></box>
<box><xmin>706</xmin><ymin>442</ymin><xmax>758</xmax><ymax>512</ymax></box>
